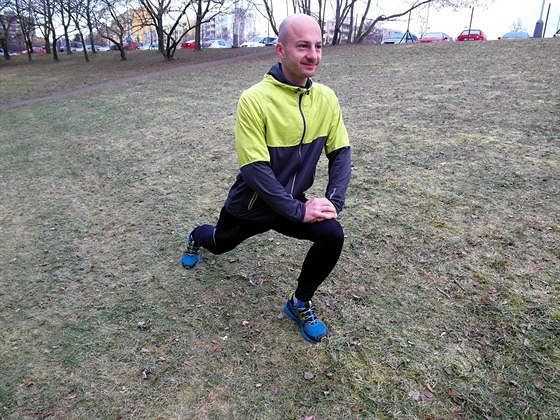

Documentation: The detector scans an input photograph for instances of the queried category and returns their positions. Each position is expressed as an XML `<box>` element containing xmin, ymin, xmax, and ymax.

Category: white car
<box><xmin>139</xmin><ymin>42</ymin><xmax>155</xmax><ymax>50</ymax></box>
<box><xmin>240</xmin><ymin>36</ymin><xmax>277</xmax><ymax>47</ymax></box>
<box><xmin>240</xmin><ymin>37</ymin><xmax>265</xmax><ymax>47</ymax></box>
<box><xmin>202</xmin><ymin>39</ymin><xmax>232</xmax><ymax>48</ymax></box>
<box><xmin>86</xmin><ymin>45</ymin><xmax>110</xmax><ymax>51</ymax></box>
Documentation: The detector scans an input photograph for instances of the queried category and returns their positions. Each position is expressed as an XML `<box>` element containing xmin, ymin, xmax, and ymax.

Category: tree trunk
<box><xmin>79</xmin><ymin>32</ymin><xmax>89</xmax><ymax>62</ymax></box>
<box><xmin>43</xmin><ymin>35</ymin><xmax>51</xmax><ymax>53</ymax></box>
<box><xmin>347</xmin><ymin>3</ymin><xmax>354</xmax><ymax>44</ymax></box>
<box><xmin>51</xmin><ymin>29</ymin><xmax>59</xmax><ymax>61</ymax></box>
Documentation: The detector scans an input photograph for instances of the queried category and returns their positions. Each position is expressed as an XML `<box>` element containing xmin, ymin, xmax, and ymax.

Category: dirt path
<box><xmin>0</xmin><ymin>49</ymin><xmax>275</xmax><ymax>111</ymax></box>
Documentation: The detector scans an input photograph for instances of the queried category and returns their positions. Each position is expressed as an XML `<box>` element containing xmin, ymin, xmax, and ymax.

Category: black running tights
<box><xmin>191</xmin><ymin>207</ymin><xmax>344</xmax><ymax>302</ymax></box>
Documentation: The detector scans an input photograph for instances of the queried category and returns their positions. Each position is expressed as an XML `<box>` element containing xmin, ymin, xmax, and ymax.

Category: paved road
<box><xmin>1</xmin><ymin>49</ymin><xmax>275</xmax><ymax>111</ymax></box>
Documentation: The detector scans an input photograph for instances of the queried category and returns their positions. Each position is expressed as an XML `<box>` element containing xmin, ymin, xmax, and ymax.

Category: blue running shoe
<box><xmin>181</xmin><ymin>233</ymin><xmax>200</xmax><ymax>268</ymax></box>
<box><xmin>284</xmin><ymin>293</ymin><xmax>329</xmax><ymax>343</ymax></box>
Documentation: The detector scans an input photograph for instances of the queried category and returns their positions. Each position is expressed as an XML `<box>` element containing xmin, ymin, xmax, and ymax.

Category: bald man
<box><xmin>181</xmin><ymin>14</ymin><xmax>352</xmax><ymax>344</ymax></box>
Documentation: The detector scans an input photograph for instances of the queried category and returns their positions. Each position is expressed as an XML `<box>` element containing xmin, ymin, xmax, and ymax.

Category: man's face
<box><xmin>276</xmin><ymin>19</ymin><xmax>322</xmax><ymax>87</ymax></box>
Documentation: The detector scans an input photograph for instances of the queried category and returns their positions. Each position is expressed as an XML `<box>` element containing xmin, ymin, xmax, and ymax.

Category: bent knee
<box><xmin>318</xmin><ymin>219</ymin><xmax>345</xmax><ymax>244</ymax></box>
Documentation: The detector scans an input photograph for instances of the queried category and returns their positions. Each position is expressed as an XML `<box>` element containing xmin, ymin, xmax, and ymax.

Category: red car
<box><xmin>457</xmin><ymin>29</ymin><xmax>486</xmax><ymax>41</ymax></box>
<box><xmin>181</xmin><ymin>40</ymin><xmax>196</xmax><ymax>49</ymax></box>
<box><xmin>419</xmin><ymin>32</ymin><xmax>452</xmax><ymax>43</ymax></box>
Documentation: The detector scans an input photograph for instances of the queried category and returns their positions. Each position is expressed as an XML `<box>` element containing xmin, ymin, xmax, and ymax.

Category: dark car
<box><xmin>382</xmin><ymin>32</ymin><xmax>418</xmax><ymax>44</ymax></box>
<box><xmin>457</xmin><ymin>29</ymin><xmax>487</xmax><ymax>41</ymax></box>
<box><xmin>0</xmin><ymin>48</ymin><xmax>17</xmax><ymax>56</ymax></box>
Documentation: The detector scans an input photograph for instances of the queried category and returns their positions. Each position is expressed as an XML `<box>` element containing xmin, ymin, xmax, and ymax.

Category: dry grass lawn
<box><xmin>0</xmin><ymin>40</ymin><xmax>558</xmax><ymax>419</ymax></box>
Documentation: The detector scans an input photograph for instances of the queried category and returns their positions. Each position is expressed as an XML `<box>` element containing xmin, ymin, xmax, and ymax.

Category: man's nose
<box><xmin>307</xmin><ymin>46</ymin><xmax>320</xmax><ymax>60</ymax></box>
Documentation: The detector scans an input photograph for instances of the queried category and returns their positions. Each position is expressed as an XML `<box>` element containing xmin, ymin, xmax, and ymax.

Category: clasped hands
<box><xmin>303</xmin><ymin>198</ymin><xmax>337</xmax><ymax>223</ymax></box>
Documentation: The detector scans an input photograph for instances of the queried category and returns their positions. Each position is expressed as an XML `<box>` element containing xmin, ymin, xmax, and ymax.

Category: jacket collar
<box><xmin>267</xmin><ymin>62</ymin><xmax>313</xmax><ymax>90</ymax></box>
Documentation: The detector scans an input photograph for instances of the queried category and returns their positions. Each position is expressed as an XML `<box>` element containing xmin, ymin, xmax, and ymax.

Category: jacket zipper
<box><xmin>290</xmin><ymin>90</ymin><xmax>307</xmax><ymax>196</ymax></box>
<box><xmin>247</xmin><ymin>89</ymin><xmax>308</xmax><ymax>211</ymax></box>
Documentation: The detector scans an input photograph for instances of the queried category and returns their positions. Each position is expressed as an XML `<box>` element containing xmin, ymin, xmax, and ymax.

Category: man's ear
<box><xmin>275</xmin><ymin>43</ymin><xmax>285</xmax><ymax>60</ymax></box>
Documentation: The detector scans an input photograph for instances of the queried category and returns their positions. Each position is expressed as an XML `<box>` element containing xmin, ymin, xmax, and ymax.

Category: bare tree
<box><xmin>134</xmin><ymin>0</ymin><xmax>231</xmax><ymax>58</ymax></box>
<box><xmin>191</xmin><ymin>0</ymin><xmax>228</xmax><ymax>52</ymax></box>
<box><xmin>0</xmin><ymin>0</ymin><xmax>17</xmax><ymax>59</ymax></box>
<box><xmin>32</xmin><ymin>0</ymin><xmax>61</xmax><ymax>55</ymax></box>
<box><xmin>249</xmin><ymin>0</ymin><xmax>280</xmax><ymax>37</ymax></box>
<box><xmin>57</xmin><ymin>0</ymin><xmax>73</xmax><ymax>53</ymax></box>
<box><xmin>36</xmin><ymin>0</ymin><xmax>53</xmax><ymax>53</ymax></box>
<box><xmin>68</xmin><ymin>0</ymin><xmax>91</xmax><ymax>61</ymax></box>
<box><xmin>330</xmin><ymin>0</ymin><xmax>359</xmax><ymax>44</ymax></box>
<box><xmin>95</xmin><ymin>0</ymin><xmax>133</xmax><ymax>60</ymax></box>
<box><xmin>84</xmin><ymin>0</ymin><xmax>99</xmax><ymax>52</ymax></box>
<box><xmin>292</xmin><ymin>0</ymin><xmax>310</xmax><ymax>14</ymax></box>
<box><xmin>47</xmin><ymin>0</ymin><xmax>60</xmax><ymax>59</ymax></box>
<box><xmin>32</xmin><ymin>0</ymin><xmax>58</xmax><ymax>55</ymax></box>
<box><xmin>353</xmin><ymin>0</ymin><xmax>491</xmax><ymax>45</ymax></box>
<box><xmin>14</xmin><ymin>0</ymin><xmax>36</xmax><ymax>60</ymax></box>
<box><xmin>137</xmin><ymin>0</ymin><xmax>197</xmax><ymax>59</ymax></box>
<box><xmin>316</xmin><ymin>0</ymin><xmax>326</xmax><ymax>40</ymax></box>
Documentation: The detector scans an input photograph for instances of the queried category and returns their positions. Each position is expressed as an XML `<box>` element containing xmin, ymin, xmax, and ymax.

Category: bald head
<box><xmin>275</xmin><ymin>14</ymin><xmax>323</xmax><ymax>87</ymax></box>
<box><xmin>278</xmin><ymin>14</ymin><xmax>321</xmax><ymax>44</ymax></box>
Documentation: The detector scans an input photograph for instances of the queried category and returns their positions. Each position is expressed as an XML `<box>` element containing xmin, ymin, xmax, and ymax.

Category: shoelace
<box><xmin>298</xmin><ymin>304</ymin><xmax>319</xmax><ymax>325</ymax></box>
<box><xmin>185</xmin><ymin>238</ymin><xmax>200</xmax><ymax>256</ymax></box>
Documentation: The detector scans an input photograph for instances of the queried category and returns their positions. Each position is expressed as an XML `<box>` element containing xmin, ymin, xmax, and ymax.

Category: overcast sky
<box><xmin>268</xmin><ymin>0</ymin><xmax>560</xmax><ymax>40</ymax></box>
<box><xmin>397</xmin><ymin>0</ymin><xmax>560</xmax><ymax>39</ymax></box>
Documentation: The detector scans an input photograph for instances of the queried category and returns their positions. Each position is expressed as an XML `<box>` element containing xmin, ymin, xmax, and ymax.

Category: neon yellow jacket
<box><xmin>224</xmin><ymin>63</ymin><xmax>351</xmax><ymax>222</ymax></box>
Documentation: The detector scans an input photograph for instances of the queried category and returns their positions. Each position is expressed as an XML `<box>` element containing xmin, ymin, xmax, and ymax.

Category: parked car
<box><xmin>419</xmin><ymin>32</ymin><xmax>452</xmax><ymax>43</ymax></box>
<box><xmin>0</xmin><ymin>48</ymin><xmax>17</xmax><ymax>56</ymax></box>
<box><xmin>25</xmin><ymin>46</ymin><xmax>46</xmax><ymax>54</ymax></box>
<box><xmin>181</xmin><ymin>40</ymin><xmax>196</xmax><ymax>49</ymax></box>
<box><xmin>139</xmin><ymin>43</ymin><xmax>159</xmax><ymax>50</ymax></box>
<box><xmin>58</xmin><ymin>42</ymin><xmax>84</xmax><ymax>52</ymax></box>
<box><xmin>262</xmin><ymin>36</ymin><xmax>277</xmax><ymax>46</ymax></box>
<box><xmin>382</xmin><ymin>32</ymin><xmax>418</xmax><ymax>44</ymax></box>
<box><xmin>82</xmin><ymin>44</ymin><xmax>110</xmax><ymax>52</ymax></box>
<box><xmin>499</xmin><ymin>31</ymin><xmax>530</xmax><ymax>40</ymax></box>
<box><xmin>555</xmin><ymin>29</ymin><xmax>560</xmax><ymax>37</ymax></box>
<box><xmin>89</xmin><ymin>45</ymin><xmax>105</xmax><ymax>51</ymax></box>
<box><xmin>240</xmin><ymin>36</ymin><xmax>266</xmax><ymax>47</ymax></box>
<box><xmin>456</xmin><ymin>29</ymin><xmax>486</xmax><ymax>41</ymax></box>
<box><xmin>202</xmin><ymin>39</ymin><xmax>232</xmax><ymax>48</ymax></box>
<box><xmin>240</xmin><ymin>36</ymin><xmax>278</xmax><ymax>47</ymax></box>
<box><xmin>110</xmin><ymin>42</ymin><xmax>142</xmax><ymax>51</ymax></box>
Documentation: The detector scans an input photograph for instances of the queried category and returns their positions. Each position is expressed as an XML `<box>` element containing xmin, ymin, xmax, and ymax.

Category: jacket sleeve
<box><xmin>324</xmin><ymin>92</ymin><xmax>352</xmax><ymax>215</ymax></box>
<box><xmin>240</xmin><ymin>162</ymin><xmax>306</xmax><ymax>222</ymax></box>
<box><xmin>326</xmin><ymin>146</ymin><xmax>351</xmax><ymax>214</ymax></box>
